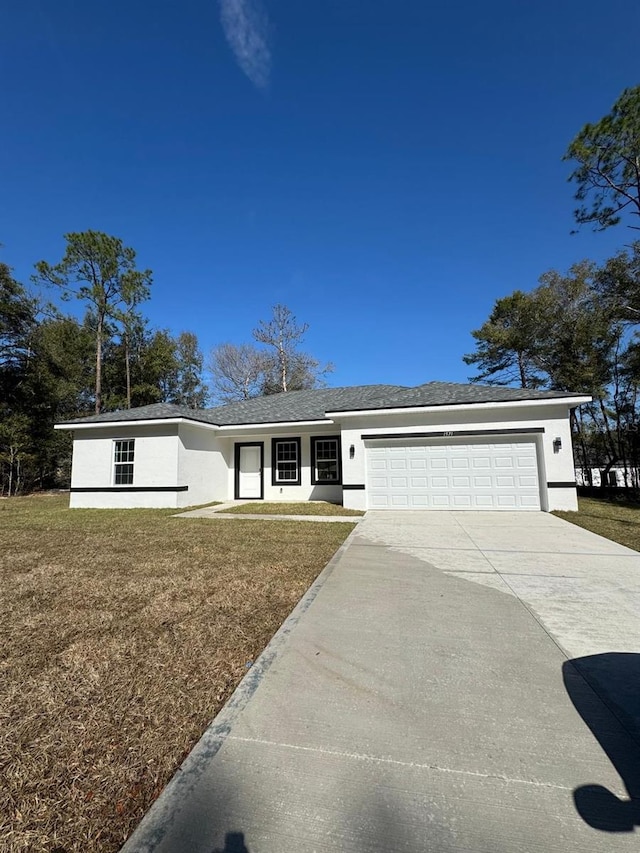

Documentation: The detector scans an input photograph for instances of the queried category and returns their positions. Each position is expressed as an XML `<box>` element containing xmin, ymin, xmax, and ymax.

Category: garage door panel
<box><xmin>432</xmin><ymin>476</ymin><xmax>449</xmax><ymax>488</ymax></box>
<box><xmin>432</xmin><ymin>495</ymin><xmax>451</xmax><ymax>507</ymax></box>
<box><xmin>369</xmin><ymin>495</ymin><xmax>389</xmax><ymax>507</ymax></box>
<box><xmin>451</xmin><ymin>458</ymin><xmax>470</xmax><ymax>469</ymax></box>
<box><xmin>496</xmin><ymin>475</ymin><xmax>515</xmax><ymax>487</ymax></box>
<box><xmin>473</xmin><ymin>458</ymin><xmax>491</xmax><ymax>468</ymax></box>
<box><xmin>517</xmin><ymin>456</ymin><xmax>536</xmax><ymax>468</ymax></box>
<box><xmin>494</xmin><ymin>457</ymin><xmax>514</xmax><ymax>468</ymax></box>
<box><xmin>520</xmin><ymin>495</ymin><xmax>540</xmax><ymax>507</ymax></box>
<box><xmin>474</xmin><ymin>495</ymin><xmax>494</xmax><ymax>508</ymax></box>
<box><xmin>473</xmin><ymin>475</ymin><xmax>492</xmax><ymax>487</ymax></box>
<box><xmin>453</xmin><ymin>476</ymin><xmax>471</xmax><ymax>487</ymax></box>
<box><xmin>453</xmin><ymin>495</ymin><xmax>472</xmax><ymax>507</ymax></box>
<box><xmin>370</xmin><ymin>477</ymin><xmax>388</xmax><ymax>488</ymax></box>
<box><xmin>391</xmin><ymin>495</ymin><xmax>409</xmax><ymax>507</ymax></box>
<box><xmin>368</xmin><ymin>448</ymin><xmax>385</xmax><ymax>458</ymax></box>
<box><xmin>366</xmin><ymin>439</ymin><xmax>541</xmax><ymax>511</ymax></box>
<box><xmin>519</xmin><ymin>475</ymin><xmax>537</xmax><ymax>487</ymax></box>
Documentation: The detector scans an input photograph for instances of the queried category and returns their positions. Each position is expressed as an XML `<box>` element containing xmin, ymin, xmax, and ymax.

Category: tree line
<box><xmin>464</xmin><ymin>243</ymin><xmax>640</xmax><ymax>482</ymax></box>
<box><xmin>465</xmin><ymin>85</ymin><xmax>640</xmax><ymax>485</ymax></box>
<box><xmin>1</xmin><ymin>231</ymin><xmax>329</xmax><ymax>495</ymax></box>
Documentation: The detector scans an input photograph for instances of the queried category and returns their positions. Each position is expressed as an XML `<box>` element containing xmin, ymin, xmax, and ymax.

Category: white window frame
<box><xmin>113</xmin><ymin>438</ymin><xmax>135</xmax><ymax>485</ymax></box>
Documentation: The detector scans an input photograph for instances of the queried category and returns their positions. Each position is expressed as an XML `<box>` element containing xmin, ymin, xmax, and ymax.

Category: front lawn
<box><xmin>227</xmin><ymin>501</ymin><xmax>364</xmax><ymax>516</ymax></box>
<box><xmin>554</xmin><ymin>496</ymin><xmax>640</xmax><ymax>552</ymax></box>
<box><xmin>0</xmin><ymin>496</ymin><xmax>355</xmax><ymax>853</ymax></box>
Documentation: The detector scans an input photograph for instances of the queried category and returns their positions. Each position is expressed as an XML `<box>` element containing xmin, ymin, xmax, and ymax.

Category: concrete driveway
<box><xmin>122</xmin><ymin>511</ymin><xmax>640</xmax><ymax>852</ymax></box>
<box><xmin>359</xmin><ymin>510</ymin><xmax>640</xmax><ymax>658</ymax></box>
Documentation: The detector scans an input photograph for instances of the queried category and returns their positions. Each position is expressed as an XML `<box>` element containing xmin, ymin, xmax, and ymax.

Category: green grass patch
<box><xmin>226</xmin><ymin>501</ymin><xmax>364</xmax><ymax>516</ymax></box>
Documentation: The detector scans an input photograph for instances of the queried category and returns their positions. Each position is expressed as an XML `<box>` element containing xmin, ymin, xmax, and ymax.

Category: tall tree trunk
<box><xmin>125</xmin><ymin>330</ymin><xmax>131</xmax><ymax>409</ymax></box>
<box><xmin>95</xmin><ymin>313</ymin><xmax>103</xmax><ymax>414</ymax></box>
<box><xmin>610</xmin><ymin>340</ymin><xmax>626</xmax><ymax>485</ymax></box>
<box><xmin>598</xmin><ymin>398</ymin><xmax>618</xmax><ymax>484</ymax></box>
<box><xmin>571</xmin><ymin>408</ymin><xmax>587</xmax><ymax>486</ymax></box>
<box><xmin>517</xmin><ymin>352</ymin><xmax>527</xmax><ymax>388</ymax></box>
<box><xmin>577</xmin><ymin>408</ymin><xmax>592</xmax><ymax>486</ymax></box>
<box><xmin>632</xmin><ymin>385</ymin><xmax>640</xmax><ymax>490</ymax></box>
<box><xmin>7</xmin><ymin>447</ymin><xmax>14</xmax><ymax>497</ymax></box>
<box><xmin>279</xmin><ymin>339</ymin><xmax>287</xmax><ymax>392</ymax></box>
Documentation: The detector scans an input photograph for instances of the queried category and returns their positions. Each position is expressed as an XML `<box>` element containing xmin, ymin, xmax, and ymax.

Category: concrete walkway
<box><xmin>175</xmin><ymin>502</ymin><xmax>363</xmax><ymax>523</ymax></box>
<box><xmin>122</xmin><ymin>512</ymin><xmax>640</xmax><ymax>852</ymax></box>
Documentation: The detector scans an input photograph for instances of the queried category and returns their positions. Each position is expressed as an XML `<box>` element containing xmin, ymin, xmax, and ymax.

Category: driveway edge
<box><xmin>120</xmin><ymin>524</ymin><xmax>360</xmax><ymax>853</ymax></box>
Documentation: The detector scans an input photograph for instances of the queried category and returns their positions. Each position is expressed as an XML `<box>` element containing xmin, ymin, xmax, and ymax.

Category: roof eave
<box><xmin>55</xmin><ymin>416</ymin><xmax>221</xmax><ymax>431</ymax></box>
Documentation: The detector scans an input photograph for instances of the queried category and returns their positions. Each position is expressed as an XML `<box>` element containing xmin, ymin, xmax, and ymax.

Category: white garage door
<box><xmin>366</xmin><ymin>439</ymin><xmax>541</xmax><ymax>510</ymax></box>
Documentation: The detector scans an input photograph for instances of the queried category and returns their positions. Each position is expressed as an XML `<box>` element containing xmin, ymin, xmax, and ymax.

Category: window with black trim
<box><xmin>114</xmin><ymin>439</ymin><xmax>135</xmax><ymax>485</ymax></box>
<box><xmin>311</xmin><ymin>436</ymin><xmax>341</xmax><ymax>484</ymax></box>
<box><xmin>272</xmin><ymin>437</ymin><xmax>301</xmax><ymax>485</ymax></box>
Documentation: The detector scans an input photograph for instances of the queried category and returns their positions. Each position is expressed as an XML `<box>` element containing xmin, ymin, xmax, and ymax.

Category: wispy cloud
<box><xmin>218</xmin><ymin>0</ymin><xmax>272</xmax><ymax>90</ymax></box>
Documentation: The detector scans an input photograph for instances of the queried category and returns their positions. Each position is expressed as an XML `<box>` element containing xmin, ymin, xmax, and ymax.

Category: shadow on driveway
<box><xmin>211</xmin><ymin>833</ymin><xmax>249</xmax><ymax>853</ymax></box>
<box><xmin>563</xmin><ymin>653</ymin><xmax>640</xmax><ymax>832</ymax></box>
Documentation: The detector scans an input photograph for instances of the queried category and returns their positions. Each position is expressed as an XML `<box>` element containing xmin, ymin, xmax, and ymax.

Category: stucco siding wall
<box><xmin>69</xmin><ymin>424</ymin><xmax>180</xmax><ymax>508</ymax></box>
<box><xmin>177</xmin><ymin>424</ymin><xmax>228</xmax><ymax>507</ymax></box>
<box><xmin>70</xmin><ymin>491</ymin><xmax>181</xmax><ymax>509</ymax></box>
<box><xmin>338</xmin><ymin>403</ymin><xmax>578</xmax><ymax>512</ymax></box>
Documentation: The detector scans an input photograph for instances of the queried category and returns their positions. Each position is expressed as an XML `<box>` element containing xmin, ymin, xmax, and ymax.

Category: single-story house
<box><xmin>55</xmin><ymin>381</ymin><xmax>591</xmax><ymax>512</ymax></box>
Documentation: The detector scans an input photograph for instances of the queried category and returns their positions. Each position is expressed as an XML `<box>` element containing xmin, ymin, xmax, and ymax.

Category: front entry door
<box><xmin>236</xmin><ymin>443</ymin><xmax>263</xmax><ymax>499</ymax></box>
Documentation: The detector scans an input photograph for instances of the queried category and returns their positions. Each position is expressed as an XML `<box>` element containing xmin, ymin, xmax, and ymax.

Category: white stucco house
<box><xmin>55</xmin><ymin>381</ymin><xmax>591</xmax><ymax>512</ymax></box>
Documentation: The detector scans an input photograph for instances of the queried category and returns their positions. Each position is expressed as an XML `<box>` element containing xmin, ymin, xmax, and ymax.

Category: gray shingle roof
<box><xmin>205</xmin><ymin>385</ymin><xmax>406</xmax><ymax>425</ymax></box>
<box><xmin>61</xmin><ymin>403</ymin><xmax>195</xmax><ymax>425</ymax></box>
<box><xmin>59</xmin><ymin>382</ymin><xmax>587</xmax><ymax>427</ymax></box>
<box><xmin>325</xmin><ymin>381</ymin><xmax>588</xmax><ymax>412</ymax></box>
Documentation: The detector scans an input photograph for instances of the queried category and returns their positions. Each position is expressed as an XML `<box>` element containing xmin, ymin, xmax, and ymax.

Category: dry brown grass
<box><xmin>0</xmin><ymin>495</ymin><xmax>354</xmax><ymax>852</ymax></box>
<box><xmin>227</xmin><ymin>501</ymin><xmax>365</xmax><ymax>516</ymax></box>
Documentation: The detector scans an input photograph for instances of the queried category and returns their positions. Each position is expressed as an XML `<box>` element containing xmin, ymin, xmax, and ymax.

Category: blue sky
<box><xmin>1</xmin><ymin>0</ymin><xmax>639</xmax><ymax>389</ymax></box>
